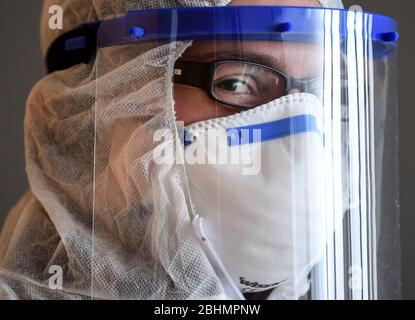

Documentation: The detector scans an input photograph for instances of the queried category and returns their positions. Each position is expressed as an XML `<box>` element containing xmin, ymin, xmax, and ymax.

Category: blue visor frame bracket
<box><xmin>47</xmin><ymin>6</ymin><xmax>398</xmax><ymax>73</ymax></box>
<box><xmin>65</xmin><ymin>36</ymin><xmax>88</xmax><ymax>51</ymax></box>
<box><xmin>94</xmin><ymin>6</ymin><xmax>398</xmax><ymax>49</ymax></box>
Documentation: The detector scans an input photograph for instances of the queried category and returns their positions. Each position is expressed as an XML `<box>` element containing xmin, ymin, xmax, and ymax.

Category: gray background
<box><xmin>0</xmin><ymin>0</ymin><xmax>413</xmax><ymax>299</ymax></box>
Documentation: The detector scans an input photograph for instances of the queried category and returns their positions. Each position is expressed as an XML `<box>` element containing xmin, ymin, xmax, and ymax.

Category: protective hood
<box><xmin>2</xmin><ymin>0</ymin><xmax>234</xmax><ymax>300</ymax></box>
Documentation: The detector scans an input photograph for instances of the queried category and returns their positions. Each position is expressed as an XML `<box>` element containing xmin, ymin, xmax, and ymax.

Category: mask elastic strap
<box><xmin>192</xmin><ymin>215</ymin><xmax>245</xmax><ymax>300</ymax></box>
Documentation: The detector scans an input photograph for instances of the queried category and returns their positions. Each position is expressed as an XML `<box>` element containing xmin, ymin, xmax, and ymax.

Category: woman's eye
<box><xmin>215</xmin><ymin>78</ymin><xmax>252</xmax><ymax>94</ymax></box>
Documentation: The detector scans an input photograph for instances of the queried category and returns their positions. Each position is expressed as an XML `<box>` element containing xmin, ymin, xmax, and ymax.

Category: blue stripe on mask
<box><xmin>226</xmin><ymin>114</ymin><xmax>323</xmax><ymax>147</ymax></box>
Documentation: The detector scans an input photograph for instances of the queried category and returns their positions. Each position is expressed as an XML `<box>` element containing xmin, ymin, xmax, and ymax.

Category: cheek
<box><xmin>174</xmin><ymin>85</ymin><xmax>240</xmax><ymax>125</ymax></box>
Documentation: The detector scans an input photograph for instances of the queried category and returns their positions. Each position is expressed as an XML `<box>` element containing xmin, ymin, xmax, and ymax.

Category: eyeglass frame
<box><xmin>173</xmin><ymin>59</ymin><xmax>323</xmax><ymax>109</ymax></box>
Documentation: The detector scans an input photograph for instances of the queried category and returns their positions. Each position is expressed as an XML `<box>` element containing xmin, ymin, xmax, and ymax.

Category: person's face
<box><xmin>174</xmin><ymin>0</ymin><xmax>322</xmax><ymax>125</ymax></box>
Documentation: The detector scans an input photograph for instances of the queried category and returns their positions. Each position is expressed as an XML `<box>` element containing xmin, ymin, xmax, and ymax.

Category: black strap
<box><xmin>46</xmin><ymin>22</ymin><xmax>100</xmax><ymax>74</ymax></box>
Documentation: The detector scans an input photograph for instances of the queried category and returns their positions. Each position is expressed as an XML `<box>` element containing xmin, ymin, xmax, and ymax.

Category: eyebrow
<box><xmin>185</xmin><ymin>49</ymin><xmax>288</xmax><ymax>71</ymax></box>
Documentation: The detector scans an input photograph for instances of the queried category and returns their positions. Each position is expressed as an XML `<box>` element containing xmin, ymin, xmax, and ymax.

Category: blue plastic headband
<box><xmin>89</xmin><ymin>6</ymin><xmax>398</xmax><ymax>49</ymax></box>
<box><xmin>46</xmin><ymin>6</ymin><xmax>399</xmax><ymax>73</ymax></box>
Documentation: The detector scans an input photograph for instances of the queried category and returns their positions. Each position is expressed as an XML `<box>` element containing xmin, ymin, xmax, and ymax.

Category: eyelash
<box><xmin>215</xmin><ymin>75</ymin><xmax>256</xmax><ymax>94</ymax></box>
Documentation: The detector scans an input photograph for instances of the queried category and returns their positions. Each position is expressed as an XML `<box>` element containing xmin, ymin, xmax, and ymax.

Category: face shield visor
<box><xmin>58</xmin><ymin>6</ymin><xmax>399</xmax><ymax>300</ymax></box>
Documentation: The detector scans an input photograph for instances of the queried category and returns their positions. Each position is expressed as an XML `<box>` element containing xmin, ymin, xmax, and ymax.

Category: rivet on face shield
<box><xmin>130</xmin><ymin>26</ymin><xmax>145</xmax><ymax>38</ymax></box>
<box><xmin>376</xmin><ymin>31</ymin><xmax>399</xmax><ymax>43</ymax></box>
<box><xmin>275</xmin><ymin>22</ymin><xmax>292</xmax><ymax>33</ymax></box>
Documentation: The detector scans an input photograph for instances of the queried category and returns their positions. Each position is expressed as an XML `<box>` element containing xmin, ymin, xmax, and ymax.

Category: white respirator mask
<box><xmin>182</xmin><ymin>93</ymin><xmax>328</xmax><ymax>299</ymax></box>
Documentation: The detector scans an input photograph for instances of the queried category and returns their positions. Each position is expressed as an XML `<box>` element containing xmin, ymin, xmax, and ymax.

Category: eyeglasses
<box><xmin>173</xmin><ymin>60</ymin><xmax>323</xmax><ymax>109</ymax></box>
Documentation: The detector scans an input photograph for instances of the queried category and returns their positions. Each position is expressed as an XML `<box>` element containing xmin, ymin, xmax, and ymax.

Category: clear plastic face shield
<box><xmin>87</xmin><ymin>6</ymin><xmax>400</xmax><ymax>299</ymax></box>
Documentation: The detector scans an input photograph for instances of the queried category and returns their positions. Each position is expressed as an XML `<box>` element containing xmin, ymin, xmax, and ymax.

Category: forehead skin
<box><xmin>181</xmin><ymin>0</ymin><xmax>324</xmax><ymax>79</ymax></box>
<box><xmin>181</xmin><ymin>41</ymin><xmax>323</xmax><ymax>79</ymax></box>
